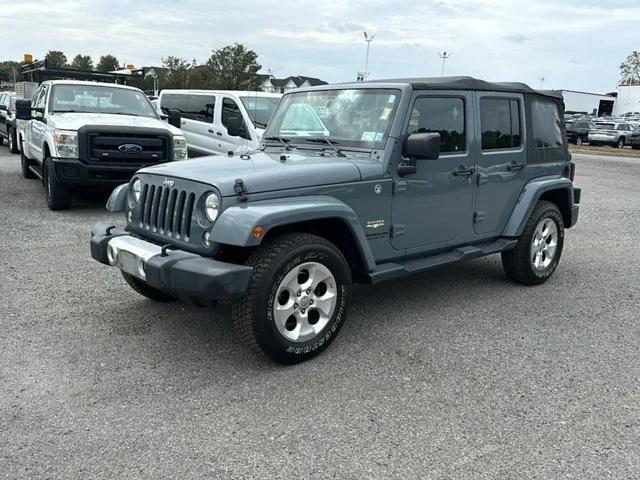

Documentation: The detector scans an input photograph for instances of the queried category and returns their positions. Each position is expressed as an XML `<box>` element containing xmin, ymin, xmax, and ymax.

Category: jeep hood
<box><xmin>139</xmin><ymin>151</ymin><xmax>363</xmax><ymax>197</ymax></box>
<box><xmin>47</xmin><ymin>112</ymin><xmax>181</xmax><ymax>135</ymax></box>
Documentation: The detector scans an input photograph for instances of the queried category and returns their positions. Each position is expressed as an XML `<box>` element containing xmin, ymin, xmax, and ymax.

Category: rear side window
<box><xmin>160</xmin><ymin>93</ymin><xmax>187</xmax><ymax>114</ymax></box>
<box><xmin>531</xmin><ymin>100</ymin><xmax>563</xmax><ymax>148</ymax></box>
<box><xmin>480</xmin><ymin>98</ymin><xmax>521</xmax><ymax>150</ymax></box>
<box><xmin>184</xmin><ymin>95</ymin><xmax>215</xmax><ymax>123</ymax></box>
<box><xmin>407</xmin><ymin>97</ymin><xmax>466</xmax><ymax>153</ymax></box>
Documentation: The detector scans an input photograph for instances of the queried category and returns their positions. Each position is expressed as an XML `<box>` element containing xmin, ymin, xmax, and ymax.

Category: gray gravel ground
<box><xmin>1</xmin><ymin>149</ymin><xmax>639</xmax><ymax>479</ymax></box>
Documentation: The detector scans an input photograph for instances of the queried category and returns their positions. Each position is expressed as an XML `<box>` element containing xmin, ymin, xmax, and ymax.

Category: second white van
<box><xmin>157</xmin><ymin>90</ymin><xmax>281</xmax><ymax>156</ymax></box>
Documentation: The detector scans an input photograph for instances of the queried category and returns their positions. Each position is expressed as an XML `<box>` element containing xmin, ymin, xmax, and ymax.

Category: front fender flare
<box><xmin>211</xmin><ymin>195</ymin><xmax>376</xmax><ymax>271</ymax></box>
<box><xmin>502</xmin><ymin>176</ymin><xmax>573</xmax><ymax>237</ymax></box>
<box><xmin>106</xmin><ymin>183</ymin><xmax>129</xmax><ymax>212</ymax></box>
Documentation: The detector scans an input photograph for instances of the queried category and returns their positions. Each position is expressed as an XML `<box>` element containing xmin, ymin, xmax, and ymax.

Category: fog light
<box><xmin>203</xmin><ymin>231</ymin><xmax>211</xmax><ymax>246</ymax></box>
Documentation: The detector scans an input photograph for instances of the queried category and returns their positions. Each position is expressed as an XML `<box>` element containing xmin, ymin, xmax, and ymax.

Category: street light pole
<box><xmin>438</xmin><ymin>51</ymin><xmax>452</xmax><ymax>77</ymax></box>
<box><xmin>363</xmin><ymin>32</ymin><xmax>375</xmax><ymax>81</ymax></box>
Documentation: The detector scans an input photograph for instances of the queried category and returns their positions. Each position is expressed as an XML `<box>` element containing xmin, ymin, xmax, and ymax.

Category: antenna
<box><xmin>362</xmin><ymin>32</ymin><xmax>375</xmax><ymax>81</ymax></box>
<box><xmin>538</xmin><ymin>76</ymin><xmax>545</xmax><ymax>89</ymax></box>
<box><xmin>438</xmin><ymin>51</ymin><xmax>452</xmax><ymax>77</ymax></box>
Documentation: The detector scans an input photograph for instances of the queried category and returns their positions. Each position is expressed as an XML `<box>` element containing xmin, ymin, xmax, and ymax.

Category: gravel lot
<box><xmin>1</xmin><ymin>148</ymin><xmax>639</xmax><ymax>479</ymax></box>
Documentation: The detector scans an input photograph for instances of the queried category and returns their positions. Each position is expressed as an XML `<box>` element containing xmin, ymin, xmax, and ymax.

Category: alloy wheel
<box><xmin>530</xmin><ymin>218</ymin><xmax>558</xmax><ymax>271</ymax></box>
<box><xmin>273</xmin><ymin>261</ymin><xmax>337</xmax><ymax>342</ymax></box>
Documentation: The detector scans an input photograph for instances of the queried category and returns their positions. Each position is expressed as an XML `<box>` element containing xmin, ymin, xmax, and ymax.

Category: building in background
<box><xmin>560</xmin><ymin>90</ymin><xmax>616</xmax><ymax>116</ymax></box>
<box><xmin>613</xmin><ymin>84</ymin><xmax>640</xmax><ymax>116</ymax></box>
<box><xmin>261</xmin><ymin>75</ymin><xmax>328</xmax><ymax>93</ymax></box>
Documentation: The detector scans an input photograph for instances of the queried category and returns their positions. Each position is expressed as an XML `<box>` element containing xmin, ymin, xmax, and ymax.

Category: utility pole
<box><xmin>439</xmin><ymin>51</ymin><xmax>452</xmax><ymax>77</ymax></box>
<box><xmin>362</xmin><ymin>31</ymin><xmax>375</xmax><ymax>81</ymax></box>
<box><xmin>538</xmin><ymin>76</ymin><xmax>545</xmax><ymax>89</ymax></box>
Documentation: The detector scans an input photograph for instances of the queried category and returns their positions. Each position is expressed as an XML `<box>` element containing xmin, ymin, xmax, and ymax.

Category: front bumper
<box><xmin>90</xmin><ymin>223</ymin><xmax>252</xmax><ymax>301</ymax></box>
<box><xmin>52</xmin><ymin>157</ymin><xmax>150</xmax><ymax>186</ymax></box>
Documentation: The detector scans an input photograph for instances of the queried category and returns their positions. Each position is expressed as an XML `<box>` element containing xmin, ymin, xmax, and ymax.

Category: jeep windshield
<box><xmin>240</xmin><ymin>96</ymin><xmax>280</xmax><ymax>128</ymax></box>
<box><xmin>49</xmin><ymin>84</ymin><xmax>158</xmax><ymax>118</ymax></box>
<box><xmin>264</xmin><ymin>89</ymin><xmax>400</xmax><ymax>149</ymax></box>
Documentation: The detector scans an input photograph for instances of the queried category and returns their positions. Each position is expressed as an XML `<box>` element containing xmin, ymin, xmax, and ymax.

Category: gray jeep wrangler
<box><xmin>90</xmin><ymin>77</ymin><xmax>581</xmax><ymax>364</ymax></box>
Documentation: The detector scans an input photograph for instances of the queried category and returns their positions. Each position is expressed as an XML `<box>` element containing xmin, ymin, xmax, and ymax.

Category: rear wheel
<box><xmin>121</xmin><ymin>272</ymin><xmax>176</xmax><ymax>302</ymax></box>
<box><xmin>502</xmin><ymin>201</ymin><xmax>564</xmax><ymax>285</ymax></box>
<box><xmin>232</xmin><ymin>233</ymin><xmax>352</xmax><ymax>364</ymax></box>
<box><xmin>44</xmin><ymin>158</ymin><xmax>72</xmax><ymax>210</ymax></box>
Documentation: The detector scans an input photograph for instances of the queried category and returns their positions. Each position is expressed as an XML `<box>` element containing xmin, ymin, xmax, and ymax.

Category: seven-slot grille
<box><xmin>88</xmin><ymin>132</ymin><xmax>169</xmax><ymax>165</ymax></box>
<box><xmin>139</xmin><ymin>183</ymin><xmax>196</xmax><ymax>240</ymax></box>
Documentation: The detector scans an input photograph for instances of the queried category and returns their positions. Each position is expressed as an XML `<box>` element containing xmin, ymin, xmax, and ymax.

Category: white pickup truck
<box><xmin>16</xmin><ymin>80</ymin><xmax>187</xmax><ymax>210</ymax></box>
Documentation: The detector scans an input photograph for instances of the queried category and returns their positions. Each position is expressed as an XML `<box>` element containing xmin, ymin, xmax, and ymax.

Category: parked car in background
<box><xmin>565</xmin><ymin>118</ymin><xmax>592</xmax><ymax>145</ymax></box>
<box><xmin>16</xmin><ymin>80</ymin><xmax>186</xmax><ymax>210</ymax></box>
<box><xmin>0</xmin><ymin>91</ymin><xmax>19</xmax><ymax>153</ymax></box>
<box><xmin>157</xmin><ymin>90</ymin><xmax>281</xmax><ymax>156</ymax></box>
<box><xmin>631</xmin><ymin>127</ymin><xmax>640</xmax><ymax>150</ymax></box>
<box><xmin>588</xmin><ymin>121</ymin><xmax>634</xmax><ymax>148</ymax></box>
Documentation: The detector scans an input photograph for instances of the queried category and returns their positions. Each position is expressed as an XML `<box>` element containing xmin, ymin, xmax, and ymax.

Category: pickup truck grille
<box><xmin>88</xmin><ymin>132</ymin><xmax>169</xmax><ymax>165</ymax></box>
<box><xmin>139</xmin><ymin>183</ymin><xmax>195</xmax><ymax>240</ymax></box>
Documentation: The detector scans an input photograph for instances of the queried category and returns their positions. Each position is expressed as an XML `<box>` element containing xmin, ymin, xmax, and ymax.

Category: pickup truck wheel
<box><xmin>502</xmin><ymin>201</ymin><xmax>564</xmax><ymax>285</ymax></box>
<box><xmin>232</xmin><ymin>233</ymin><xmax>352</xmax><ymax>364</ymax></box>
<box><xmin>8</xmin><ymin>127</ymin><xmax>19</xmax><ymax>153</ymax></box>
<box><xmin>617</xmin><ymin>137</ymin><xmax>625</xmax><ymax>149</ymax></box>
<box><xmin>44</xmin><ymin>158</ymin><xmax>72</xmax><ymax>210</ymax></box>
<box><xmin>21</xmin><ymin>149</ymin><xmax>36</xmax><ymax>179</ymax></box>
<box><xmin>121</xmin><ymin>272</ymin><xmax>176</xmax><ymax>302</ymax></box>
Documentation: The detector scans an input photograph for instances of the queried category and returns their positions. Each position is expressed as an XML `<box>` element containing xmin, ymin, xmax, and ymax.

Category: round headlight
<box><xmin>205</xmin><ymin>193</ymin><xmax>220</xmax><ymax>222</ymax></box>
<box><xmin>132</xmin><ymin>179</ymin><xmax>142</xmax><ymax>202</ymax></box>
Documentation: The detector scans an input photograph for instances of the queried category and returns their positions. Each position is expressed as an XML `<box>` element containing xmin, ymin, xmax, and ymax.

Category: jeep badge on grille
<box><xmin>162</xmin><ymin>178</ymin><xmax>175</xmax><ymax>188</ymax></box>
<box><xmin>118</xmin><ymin>143</ymin><xmax>143</xmax><ymax>154</ymax></box>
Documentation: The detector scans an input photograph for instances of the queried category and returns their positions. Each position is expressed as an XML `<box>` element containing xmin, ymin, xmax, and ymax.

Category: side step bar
<box><xmin>365</xmin><ymin>238</ymin><xmax>517</xmax><ymax>284</ymax></box>
<box><xmin>29</xmin><ymin>165</ymin><xmax>43</xmax><ymax>180</ymax></box>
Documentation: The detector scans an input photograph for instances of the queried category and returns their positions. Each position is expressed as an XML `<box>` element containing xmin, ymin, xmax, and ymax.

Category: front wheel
<box><xmin>44</xmin><ymin>158</ymin><xmax>72</xmax><ymax>210</ymax></box>
<box><xmin>575</xmin><ymin>137</ymin><xmax>583</xmax><ymax>146</ymax></box>
<box><xmin>232</xmin><ymin>233</ymin><xmax>352</xmax><ymax>364</ymax></box>
<box><xmin>502</xmin><ymin>201</ymin><xmax>564</xmax><ymax>285</ymax></box>
<box><xmin>617</xmin><ymin>137</ymin><xmax>625</xmax><ymax>149</ymax></box>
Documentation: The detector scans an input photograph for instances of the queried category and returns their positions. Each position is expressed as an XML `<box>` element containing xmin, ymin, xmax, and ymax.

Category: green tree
<box><xmin>205</xmin><ymin>43</ymin><xmax>262</xmax><ymax>90</ymax></box>
<box><xmin>620</xmin><ymin>51</ymin><xmax>640</xmax><ymax>85</ymax></box>
<box><xmin>70</xmin><ymin>54</ymin><xmax>94</xmax><ymax>71</ymax></box>
<box><xmin>160</xmin><ymin>56</ymin><xmax>195</xmax><ymax>89</ymax></box>
<box><xmin>45</xmin><ymin>50</ymin><xmax>67</xmax><ymax>68</ymax></box>
<box><xmin>0</xmin><ymin>60</ymin><xmax>20</xmax><ymax>83</ymax></box>
<box><xmin>96</xmin><ymin>54</ymin><xmax>120</xmax><ymax>72</ymax></box>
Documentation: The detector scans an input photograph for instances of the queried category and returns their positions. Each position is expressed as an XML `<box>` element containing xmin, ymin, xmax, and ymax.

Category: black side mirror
<box><xmin>0</xmin><ymin>105</ymin><xmax>7</xmax><ymax>111</ymax></box>
<box><xmin>406</xmin><ymin>132</ymin><xmax>441</xmax><ymax>160</ymax></box>
<box><xmin>15</xmin><ymin>99</ymin><xmax>33</xmax><ymax>121</ymax></box>
<box><xmin>225</xmin><ymin>115</ymin><xmax>243</xmax><ymax>136</ymax></box>
<box><xmin>167</xmin><ymin>108</ymin><xmax>181</xmax><ymax>129</ymax></box>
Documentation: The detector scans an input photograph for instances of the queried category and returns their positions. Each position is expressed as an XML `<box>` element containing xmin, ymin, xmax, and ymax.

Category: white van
<box><xmin>157</xmin><ymin>90</ymin><xmax>281</xmax><ymax>156</ymax></box>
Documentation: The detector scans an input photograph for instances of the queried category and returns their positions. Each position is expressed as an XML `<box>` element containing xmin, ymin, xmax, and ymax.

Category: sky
<box><xmin>0</xmin><ymin>0</ymin><xmax>638</xmax><ymax>93</ymax></box>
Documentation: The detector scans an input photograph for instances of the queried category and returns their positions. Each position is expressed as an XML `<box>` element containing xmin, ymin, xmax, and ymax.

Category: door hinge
<box><xmin>234</xmin><ymin>178</ymin><xmax>249</xmax><ymax>202</ymax></box>
<box><xmin>393</xmin><ymin>180</ymin><xmax>408</xmax><ymax>194</ymax></box>
<box><xmin>474</xmin><ymin>212</ymin><xmax>486</xmax><ymax>223</ymax></box>
<box><xmin>391</xmin><ymin>224</ymin><xmax>405</xmax><ymax>237</ymax></box>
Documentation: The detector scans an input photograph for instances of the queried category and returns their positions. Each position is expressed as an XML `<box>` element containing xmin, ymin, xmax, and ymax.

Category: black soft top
<box><xmin>368</xmin><ymin>76</ymin><xmax>563</xmax><ymax>100</ymax></box>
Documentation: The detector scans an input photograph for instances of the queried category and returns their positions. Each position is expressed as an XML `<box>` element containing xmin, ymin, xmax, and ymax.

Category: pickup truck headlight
<box><xmin>173</xmin><ymin>136</ymin><xmax>188</xmax><ymax>160</ymax></box>
<box><xmin>53</xmin><ymin>130</ymin><xmax>79</xmax><ymax>159</ymax></box>
<box><xmin>204</xmin><ymin>192</ymin><xmax>220</xmax><ymax>222</ymax></box>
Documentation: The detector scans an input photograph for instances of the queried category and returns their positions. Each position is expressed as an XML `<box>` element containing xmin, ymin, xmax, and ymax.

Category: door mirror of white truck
<box><xmin>225</xmin><ymin>115</ymin><xmax>244</xmax><ymax>137</ymax></box>
<box><xmin>15</xmin><ymin>99</ymin><xmax>33</xmax><ymax>121</ymax></box>
<box><xmin>167</xmin><ymin>109</ymin><xmax>181</xmax><ymax>129</ymax></box>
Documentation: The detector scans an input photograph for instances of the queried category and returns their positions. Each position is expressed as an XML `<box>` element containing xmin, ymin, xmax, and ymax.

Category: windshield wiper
<box><xmin>263</xmin><ymin>136</ymin><xmax>292</xmax><ymax>150</ymax></box>
<box><xmin>302</xmin><ymin>138</ymin><xmax>346</xmax><ymax>157</ymax></box>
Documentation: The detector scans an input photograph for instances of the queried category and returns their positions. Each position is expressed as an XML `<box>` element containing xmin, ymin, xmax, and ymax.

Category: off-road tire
<box><xmin>121</xmin><ymin>272</ymin><xmax>176</xmax><ymax>302</ymax></box>
<box><xmin>21</xmin><ymin>149</ymin><xmax>36</xmax><ymax>179</ymax></box>
<box><xmin>44</xmin><ymin>158</ymin><xmax>72</xmax><ymax>210</ymax></box>
<box><xmin>8</xmin><ymin>127</ymin><xmax>19</xmax><ymax>153</ymax></box>
<box><xmin>502</xmin><ymin>201</ymin><xmax>564</xmax><ymax>285</ymax></box>
<box><xmin>232</xmin><ymin>233</ymin><xmax>352</xmax><ymax>364</ymax></box>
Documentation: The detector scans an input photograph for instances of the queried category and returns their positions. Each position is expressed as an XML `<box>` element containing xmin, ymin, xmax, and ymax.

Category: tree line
<box><xmin>0</xmin><ymin>43</ymin><xmax>264</xmax><ymax>91</ymax></box>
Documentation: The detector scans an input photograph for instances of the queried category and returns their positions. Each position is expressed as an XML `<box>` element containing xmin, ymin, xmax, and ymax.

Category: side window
<box><xmin>222</xmin><ymin>98</ymin><xmax>250</xmax><ymax>140</ymax></box>
<box><xmin>185</xmin><ymin>95</ymin><xmax>215</xmax><ymax>123</ymax></box>
<box><xmin>36</xmin><ymin>85</ymin><xmax>49</xmax><ymax>111</ymax></box>
<box><xmin>407</xmin><ymin>97</ymin><xmax>465</xmax><ymax>153</ymax></box>
<box><xmin>531</xmin><ymin>99</ymin><xmax>563</xmax><ymax>148</ymax></box>
<box><xmin>160</xmin><ymin>93</ymin><xmax>187</xmax><ymax>114</ymax></box>
<box><xmin>480</xmin><ymin>98</ymin><xmax>521</xmax><ymax>150</ymax></box>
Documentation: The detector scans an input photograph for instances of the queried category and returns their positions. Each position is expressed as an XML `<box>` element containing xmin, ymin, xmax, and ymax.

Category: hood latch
<box><xmin>234</xmin><ymin>178</ymin><xmax>249</xmax><ymax>202</ymax></box>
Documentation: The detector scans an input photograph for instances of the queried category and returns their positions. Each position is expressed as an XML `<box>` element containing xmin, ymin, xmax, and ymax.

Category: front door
<box><xmin>218</xmin><ymin>96</ymin><xmax>253</xmax><ymax>154</ymax></box>
<box><xmin>391</xmin><ymin>92</ymin><xmax>476</xmax><ymax>251</ymax></box>
<box><xmin>182</xmin><ymin>93</ymin><xmax>217</xmax><ymax>155</ymax></box>
<box><xmin>473</xmin><ymin>93</ymin><xmax>526</xmax><ymax>235</ymax></box>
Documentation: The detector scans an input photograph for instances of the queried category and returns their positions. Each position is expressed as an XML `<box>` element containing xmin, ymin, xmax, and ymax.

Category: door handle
<box><xmin>217</xmin><ymin>132</ymin><xmax>223</xmax><ymax>136</ymax></box>
<box><xmin>208</xmin><ymin>129</ymin><xmax>214</xmax><ymax>133</ymax></box>
<box><xmin>453</xmin><ymin>166</ymin><xmax>475</xmax><ymax>177</ymax></box>
<box><xmin>507</xmin><ymin>162</ymin><xmax>525</xmax><ymax>172</ymax></box>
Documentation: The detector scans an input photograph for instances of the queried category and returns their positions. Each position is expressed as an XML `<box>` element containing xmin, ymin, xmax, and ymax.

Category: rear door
<box><xmin>473</xmin><ymin>93</ymin><xmax>526</xmax><ymax>235</ymax></box>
